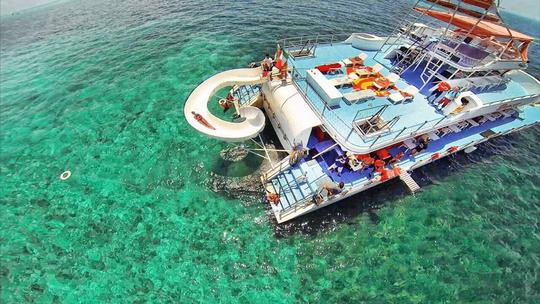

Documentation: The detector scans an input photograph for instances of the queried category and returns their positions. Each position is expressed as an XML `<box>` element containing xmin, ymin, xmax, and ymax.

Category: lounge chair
<box><xmin>329</xmin><ymin>75</ymin><xmax>355</xmax><ymax>87</ymax></box>
<box><xmin>371</xmin><ymin>63</ymin><xmax>383</xmax><ymax>74</ymax></box>
<box><xmin>466</xmin><ymin>119</ymin><xmax>480</xmax><ymax>127</ymax></box>
<box><xmin>427</xmin><ymin>131</ymin><xmax>440</xmax><ymax>140</ymax></box>
<box><xmin>486</xmin><ymin>112</ymin><xmax>502</xmax><ymax>121</ymax></box>
<box><xmin>500</xmin><ymin>109</ymin><xmax>516</xmax><ymax>118</ymax></box>
<box><xmin>343</xmin><ymin>90</ymin><xmax>376</xmax><ymax>104</ymax></box>
<box><xmin>388</xmin><ymin>85</ymin><xmax>419</xmax><ymax>103</ymax></box>
<box><xmin>342</xmin><ymin>53</ymin><xmax>368</xmax><ymax>67</ymax></box>
<box><xmin>316</xmin><ymin>63</ymin><xmax>342</xmax><ymax>74</ymax></box>
<box><xmin>374</xmin><ymin>72</ymin><xmax>400</xmax><ymax>90</ymax></box>
<box><xmin>456</xmin><ymin>121</ymin><xmax>469</xmax><ymax>130</ymax></box>
<box><xmin>437</xmin><ymin>127</ymin><xmax>453</xmax><ymax>137</ymax></box>
<box><xmin>477</xmin><ymin>113</ymin><xmax>501</xmax><ymax>124</ymax></box>
<box><xmin>386</xmin><ymin>73</ymin><xmax>400</xmax><ymax>83</ymax></box>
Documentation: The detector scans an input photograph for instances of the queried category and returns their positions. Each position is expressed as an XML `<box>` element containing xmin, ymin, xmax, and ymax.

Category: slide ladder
<box><xmin>184</xmin><ymin>67</ymin><xmax>267</xmax><ymax>142</ymax></box>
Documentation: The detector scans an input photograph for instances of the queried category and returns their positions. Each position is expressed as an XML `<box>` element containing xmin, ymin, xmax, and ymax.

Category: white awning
<box><xmin>263</xmin><ymin>81</ymin><xmax>322</xmax><ymax>149</ymax></box>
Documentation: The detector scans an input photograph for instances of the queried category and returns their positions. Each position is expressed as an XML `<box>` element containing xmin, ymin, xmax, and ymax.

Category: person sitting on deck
<box><xmin>373</xmin><ymin>165</ymin><xmax>402</xmax><ymax>182</ymax></box>
<box><xmin>262</xmin><ymin>54</ymin><xmax>274</xmax><ymax>72</ymax></box>
<box><xmin>328</xmin><ymin>155</ymin><xmax>348</xmax><ymax>176</ymax></box>
<box><xmin>358</xmin><ymin>155</ymin><xmax>375</xmax><ymax>171</ymax></box>
<box><xmin>375</xmin><ymin>148</ymin><xmax>392</xmax><ymax>162</ymax></box>
<box><xmin>436</xmin><ymin>96</ymin><xmax>451</xmax><ymax>110</ymax></box>
<box><xmin>374</xmin><ymin>159</ymin><xmax>386</xmax><ymax>173</ymax></box>
<box><xmin>451</xmin><ymin>98</ymin><xmax>470</xmax><ymax>114</ymax></box>
<box><xmin>410</xmin><ymin>134</ymin><xmax>429</xmax><ymax>155</ymax></box>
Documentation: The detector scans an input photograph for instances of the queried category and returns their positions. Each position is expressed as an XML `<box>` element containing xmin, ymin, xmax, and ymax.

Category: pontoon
<box><xmin>184</xmin><ymin>0</ymin><xmax>540</xmax><ymax>223</ymax></box>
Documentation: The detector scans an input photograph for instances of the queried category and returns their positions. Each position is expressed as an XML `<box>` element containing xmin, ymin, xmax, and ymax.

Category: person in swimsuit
<box><xmin>191</xmin><ymin>111</ymin><xmax>215</xmax><ymax>130</ymax></box>
<box><xmin>317</xmin><ymin>181</ymin><xmax>345</xmax><ymax>198</ymax></box>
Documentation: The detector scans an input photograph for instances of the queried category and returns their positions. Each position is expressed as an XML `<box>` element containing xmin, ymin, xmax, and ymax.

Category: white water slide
<box><xmin>184</xmin><ymin>67</ymin><xmax>266</xmax><ymax>142</ymax></box>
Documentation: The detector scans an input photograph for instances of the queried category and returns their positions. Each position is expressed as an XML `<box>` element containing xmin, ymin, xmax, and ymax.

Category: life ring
<box><xmin>431</xmin><ymin>153</ymin><xmax>440</xmax><ymax>160</ymax></box>
<box><xmin>60</xmin><ymin>170</ymin><xmax>71</xmax><ymax>180</ymax></box>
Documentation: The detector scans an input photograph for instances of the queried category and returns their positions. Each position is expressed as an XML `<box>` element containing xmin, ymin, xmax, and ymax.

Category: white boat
<box><xmin>184</xmin><ymin>0</ymin><xmax>540</xmax><ymax>223</ymax></box>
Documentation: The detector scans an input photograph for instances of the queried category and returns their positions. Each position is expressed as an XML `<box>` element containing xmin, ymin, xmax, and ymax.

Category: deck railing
<box><xmin>279</xmin><ymin>34</ymin><xmax>352</xmax><ymax>56</ymax></box>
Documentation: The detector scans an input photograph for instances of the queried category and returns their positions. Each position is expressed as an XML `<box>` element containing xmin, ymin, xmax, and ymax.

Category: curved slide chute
<box><xmin>184</xmin><ymin>67</ymin><xmax>267</xmax><ymax>142</ymax></box>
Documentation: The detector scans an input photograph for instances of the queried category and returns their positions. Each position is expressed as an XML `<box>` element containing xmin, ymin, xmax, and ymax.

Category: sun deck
<box><xmin>286</xmin><ymin>42</ymin><xmax>538</xmax><ymax>153</ymax></box>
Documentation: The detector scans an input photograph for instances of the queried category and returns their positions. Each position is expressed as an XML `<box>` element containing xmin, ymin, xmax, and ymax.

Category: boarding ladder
<box><xmin>399</xmin><ymin>171</ymin><xmax>421</xmax><ymax>193</ymax></box>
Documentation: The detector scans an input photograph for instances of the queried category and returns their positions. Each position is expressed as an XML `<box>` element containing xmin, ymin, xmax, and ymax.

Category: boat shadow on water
<box><xmin>270</xmin><ymin>131</ymin><xmax>528</xmax><ymax>238</ymax></box>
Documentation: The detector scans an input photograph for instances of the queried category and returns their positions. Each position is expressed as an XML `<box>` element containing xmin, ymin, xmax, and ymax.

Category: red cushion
<box><xmin>376</xmin><ymin>149</ymin><xmax>391</xmax><ymax>160</ymax></box>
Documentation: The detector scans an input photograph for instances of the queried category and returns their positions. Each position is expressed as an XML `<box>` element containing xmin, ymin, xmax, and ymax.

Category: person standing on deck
<box><xmin>262</xmin><ymin>54</ymin><xmax>273</xmax><ymax>72</ymax></box>
<box><xmin>428</xmin><ymin>81</ymin><xmax>451</xmax><ymax>104</ymax></box>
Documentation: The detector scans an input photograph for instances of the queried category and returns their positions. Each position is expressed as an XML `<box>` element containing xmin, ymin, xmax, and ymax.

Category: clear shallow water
<box><xmin>1</xmin><ymin>0</ymin><xmax>539</xmax><ymax>302</ymax></box>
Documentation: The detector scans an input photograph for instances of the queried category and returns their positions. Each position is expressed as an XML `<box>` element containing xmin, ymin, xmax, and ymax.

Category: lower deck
<box><xmin>265</xmin><ymin>103</ymin><xmax>540</xmax><ymax>223</ymax></box>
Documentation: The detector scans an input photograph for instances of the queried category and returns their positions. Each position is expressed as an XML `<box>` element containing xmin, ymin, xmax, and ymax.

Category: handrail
<box><xmin>279</xmin><ymin>33</ymin><xmax>352</xmax><ymax>53</ymax></box>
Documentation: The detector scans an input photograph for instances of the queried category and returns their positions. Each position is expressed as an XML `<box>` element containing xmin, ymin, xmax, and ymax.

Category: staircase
<box><xmin>399</xmin><ymin>171</ymin><xmax>421</xmax><ymax>193</ymax></box>
<box><xmin>232</xmin><ymin>84</ymin><xmax>261</xmax><ymax>107</ymax></box>
<box><xmin>420</xmin><ymin>55</ymin><xmax>445</xmax><ymax>85</ymax></box>
<box><xmin>267</xmin><ymin>164</ymin><xmax>315</xmax><ymax>211</ymax></box>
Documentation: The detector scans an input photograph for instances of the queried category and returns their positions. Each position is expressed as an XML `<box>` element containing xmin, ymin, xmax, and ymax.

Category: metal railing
<box><xmin>279</xmin><ymin>33</ymin><xmax>352</xmax><ymax>57</ymax></box>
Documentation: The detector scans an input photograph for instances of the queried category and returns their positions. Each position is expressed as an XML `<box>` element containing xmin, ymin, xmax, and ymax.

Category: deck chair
<box><xmin>344</xmin><ymin>89</ymin><xmax>376</xmax><ymax>104</ymax></box>
<box><xmin>329</xmin><ymin>75</ymin><xmax>354</xmax><ymax>87</ymax></box>
<box><xmin>486</xmin><ymin>112</ymin><xmax>502</xmax><ymax>121</ymax></box>
<box><xmin>466</xmin><ymin>119</ymin><xmax>480</xmax><ymax>127</ymax></box>
<box><xmin>342</xmin><ymin>52</ymin><xmax>368</xmax><ymax>67</ymax></box>
<box><xmin>386</xmin><ymin>72</ymin><xmax>400</xmax><ymax>84</ymax></box>
<box><xmin>388</xmin><ymin>85</ymin><xmax>419</xmax><ymax>104</ymax></box>
<box><xmin>371</xmin><ymin>63</ymin><xmax>383</xmax><ymax>74</ymax></box>
<box><xmin>500</xmin><ymin>109</ymin><xmax>516</xmax><ymax>118</ymax></box>
<box><xmin>477</xmin><ymin>116</ymin><xmax>490</xmax><ymax>124</ymax></box>
<box><xmin>456</xmin><ymin>121</ymin><xmax>469</xmax><ymax>130</ymax></box>
<box><xmin>437</xmin><ymin>127</ymin><xmax>453</xmax><ymax>137</ymax></box>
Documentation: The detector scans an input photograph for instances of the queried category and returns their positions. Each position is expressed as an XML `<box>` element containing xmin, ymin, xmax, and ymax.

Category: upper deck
<box><xmin>286</xmin><ymin>39</ymin><xmax>540</xmax><ymax>153</ymax></box>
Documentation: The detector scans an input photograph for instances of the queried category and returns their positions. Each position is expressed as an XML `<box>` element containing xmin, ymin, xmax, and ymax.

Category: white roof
<box><xmin>264</xmin><ymin>81</ymin><xmax>322</xmax><ymax>148</ymax></box>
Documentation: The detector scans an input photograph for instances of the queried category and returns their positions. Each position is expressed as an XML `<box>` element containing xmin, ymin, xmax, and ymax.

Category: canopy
<box><xmin>424</xmin><ymin>0</ymin><xmax>499</xmax><ymax>22</ymax></box>
<box><xmin>415</xmin><ymin>8</ymin><xmax>533</xmax><ymax>42</ymax></box>
<box><xmin>460</xmin><ymin>0</ymin><xmax>494</xmax><ymax>9</ymax></box>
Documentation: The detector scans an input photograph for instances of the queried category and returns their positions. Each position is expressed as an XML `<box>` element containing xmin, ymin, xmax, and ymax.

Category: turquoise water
<box><xmin>1</xmin><ymin>0</ymin><xmax>540</xmax><ymax>302</ymax></box>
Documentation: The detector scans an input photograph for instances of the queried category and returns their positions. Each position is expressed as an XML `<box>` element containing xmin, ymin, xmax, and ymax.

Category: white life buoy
<box><xmin>60</xmin><ymin>170</ymin><xmax>71</xmax><ymax>180</ymax></box>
